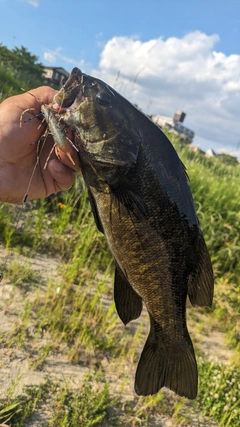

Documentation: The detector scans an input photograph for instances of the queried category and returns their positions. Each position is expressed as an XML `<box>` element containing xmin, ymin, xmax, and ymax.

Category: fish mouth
<box><xmin>52</xmin><ymin>67</ymin><xmax>85</xmax><ymax>111</ymax></box>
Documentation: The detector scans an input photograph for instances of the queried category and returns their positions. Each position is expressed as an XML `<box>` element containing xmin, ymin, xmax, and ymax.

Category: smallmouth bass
<box><xmin>50</xmin><ymin>67</ymin><xmax>214</xmax><ymax>399</ymax></box>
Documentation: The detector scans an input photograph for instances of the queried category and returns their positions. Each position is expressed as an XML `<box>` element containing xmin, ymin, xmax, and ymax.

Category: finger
<box><xmin>47</xmin><ymin>159</ymin><xmax>76</xmax><ymax>192</ymax></box>
<box><xmin>19</xmin><ymin>86</ymin><xmax>57</xmax><ymax>110</ymax></box>
<box><xmin>0</xmin><ymin>87</ymin><xmax>57</xmax><ymax>158</ymax></box>
<box><xmin>18</xmin><ymin>87</ymin><xmax>57</xmax><ymax>141</ymax></box>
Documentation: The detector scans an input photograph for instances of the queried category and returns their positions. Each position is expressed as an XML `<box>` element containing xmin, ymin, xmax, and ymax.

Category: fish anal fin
<box><xmin>135</xmin><ymin>316</ymin><xmax>198</xmax><ymax>399</ymax></box>
<box><xmin>188</xmin><ymin>235</ymin><xmax>214</xmax><ymax>307</ymax></box>
<box><xmin>114</xmin><ymin>266</ymin><xmax>142</xmax><ymax>325</ymax></box>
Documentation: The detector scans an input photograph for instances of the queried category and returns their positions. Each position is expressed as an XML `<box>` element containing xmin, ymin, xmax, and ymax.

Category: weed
<box><xmin>3</xmin><ymin>259</ymin><xmax>42</xmax><ymax>288</ymax></box>
<box><xmin>0</xmin><ymin>376</ymin><xmax>118</xmax><ymax>427</ymax></box>
<box><xmin>0</xmin><ymin>380</ymin><xmax>48</xmax><ymax>426</ymax></box>
<box><xmin>197</xmin><ymin>357</ymin><xmax>240</xmax><ymax>426</ymax></box>
<box><xmin>49</xmin><ymin>378</ymin><xmax>116</xmax><ymax>427</ymax></box>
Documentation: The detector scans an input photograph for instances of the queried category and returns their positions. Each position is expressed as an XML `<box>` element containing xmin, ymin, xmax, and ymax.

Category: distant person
<box><xmin>0</xmin><ymin>87</ymin><xmax>80</xmax><ymax>204</ymax></box>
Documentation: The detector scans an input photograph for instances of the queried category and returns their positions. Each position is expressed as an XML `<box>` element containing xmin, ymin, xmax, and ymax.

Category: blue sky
<box><xmin>1</xmin><ymin>0</ymin><xmax>240</xmax><ymax>157</ymax></box>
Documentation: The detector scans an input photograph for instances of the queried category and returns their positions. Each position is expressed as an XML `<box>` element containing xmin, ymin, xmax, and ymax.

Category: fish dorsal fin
<box><xmin>188</xmin><ymin>234</ymin><xmax>214</xmax><ymax>307</ymax></box>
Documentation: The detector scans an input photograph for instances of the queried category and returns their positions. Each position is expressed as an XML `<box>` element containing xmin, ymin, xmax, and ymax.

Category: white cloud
<box><xmin>44</xmin><ymin>51</ymin><xmax>56</xmax><ymax>64</ymax></box>
<box><xmin>91</xmin><ymin>31</ymin><xmax>240</xmax><ymax>152</ymax></box>
<box><xmin>43</xmin><ymin>47</ymin><xmax>85</xmax><ymax>68</ymax></box>
<box><xmin>26</xmin><ymin>0</ymin><xmax>40</xmax><ymax>7</ymax></box>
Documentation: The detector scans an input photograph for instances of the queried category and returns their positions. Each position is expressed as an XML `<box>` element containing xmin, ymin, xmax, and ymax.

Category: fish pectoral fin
<box><xmin>114</xmin><ymin>265</ymin><xmax>142</xmax><ymax>325</ymax></box>
<box><xmin>111</xmin><ymin>174</ymin><xmax>148</xmax><ymax>220</ymax></box>
<box><xmin>134</xmin><ymin>315</ymin><xmax>198</xmax><ymax>399</ymax></box>
<box><xmin>188</xmin><ymin>235</ymin><xmax>214</xmax><ymax>307</ymax></box>
<box><xmin>88</xmin><ymin>189</ymin><xmax>104</xmax><ymax>234</ymax></box>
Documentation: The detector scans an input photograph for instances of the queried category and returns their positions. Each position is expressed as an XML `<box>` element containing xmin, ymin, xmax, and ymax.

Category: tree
<box><xmin>0</xmin><ymin>44</ymin><xmax>45</xmax><ymax>91</ymax></box>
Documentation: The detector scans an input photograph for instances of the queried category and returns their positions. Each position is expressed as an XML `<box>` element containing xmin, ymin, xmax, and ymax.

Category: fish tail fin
<box><xmin>134</xmin><ymin>317</ymin><xmax>198</xmax><ymax>399</ymax></box>
<box><xmin>188</xmin><ymin>235</ymin><xmax>214</xmax><ymax>307</ymax></box>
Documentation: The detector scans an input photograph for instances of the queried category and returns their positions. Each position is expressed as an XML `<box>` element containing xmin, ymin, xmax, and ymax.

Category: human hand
<box><xmin>0</xmin><ymin>86</ymin><xmax>80</xmax><ymax>204</ymax></box>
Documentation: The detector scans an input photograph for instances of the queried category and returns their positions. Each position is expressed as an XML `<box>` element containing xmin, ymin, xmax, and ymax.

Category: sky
<box><xmin>1</xmin><ymin>0</ymin><xmax>240</xmax><ymax>158</ymax></box>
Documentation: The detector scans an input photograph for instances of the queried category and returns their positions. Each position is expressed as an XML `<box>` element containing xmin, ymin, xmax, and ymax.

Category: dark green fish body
<box><xmin>53</xmin><ymin>68</ymin><xmax>214</xmax><ymax>399</ymax></box>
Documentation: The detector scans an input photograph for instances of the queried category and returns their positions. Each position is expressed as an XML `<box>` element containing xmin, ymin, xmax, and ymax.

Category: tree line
<box><xmin>0</xmin><ymin>44</ymin><xmax>45</xmax><ymax>101</ymax></box>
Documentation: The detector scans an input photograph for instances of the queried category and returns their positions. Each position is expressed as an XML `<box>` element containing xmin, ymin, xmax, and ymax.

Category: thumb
<box><xmin>48</xmin><ymin>159</ymin><xmax>76</xmax><ymax>192</ymax></box>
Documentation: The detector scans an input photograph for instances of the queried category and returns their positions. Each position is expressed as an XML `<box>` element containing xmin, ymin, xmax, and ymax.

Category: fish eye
<box><xmin>96</xmin><ymin>91</ymin><xmax>111</xmax><ymax>107</ymax></box>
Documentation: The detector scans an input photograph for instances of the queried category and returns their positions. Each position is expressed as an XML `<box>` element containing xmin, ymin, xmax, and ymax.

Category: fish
<box><xmin>51</xmin><ymin>67</ymin><xmax>214</xmax><ymax>399</ymax></box>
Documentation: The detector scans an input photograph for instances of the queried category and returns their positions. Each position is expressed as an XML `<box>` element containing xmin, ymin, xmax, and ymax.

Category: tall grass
<box><xmin>0</xmin><ymin>132</ymin><xmax>240</xmax><ymax>424</ymax></box>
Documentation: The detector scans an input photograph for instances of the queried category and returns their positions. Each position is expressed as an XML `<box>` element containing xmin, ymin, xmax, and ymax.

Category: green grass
<box><xmin>48</xmin><ymin>378</ymin><xmax>115</xmax><ymax>427</ymax></box>
<box><xmin>0</xmin><ymin>133</ymin><xmax>240</xmax><ymax>425</ymax></box>
<box><xmin>168</xmin><ymin>135</ymin><xmax>240</xmax><ymax>356</ymax></box>
<box><xmin>197</xmin><ymin>357</ymin><xmax>240</xmax><ymax>426</ymax></box>
<box><xmin>0</xmin><ymin>376</ymin><xmax>117</xmax><ymax>427</ymax></box>
<box><xmin>2</xmin><ymin>259</ymin><xmax>42</xmax><ymax>287</ymax></box>
<box><xmin>170</xmin><ymin>137</ymin><xmax>240</xmax><ymax>283</ymax></box>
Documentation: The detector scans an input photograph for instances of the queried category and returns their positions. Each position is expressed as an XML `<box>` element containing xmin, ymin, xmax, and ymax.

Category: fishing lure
<box><xmin>40</xmin><ymin>104</ymin><xmax>78</xmax><ymax>169</ymax></box>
